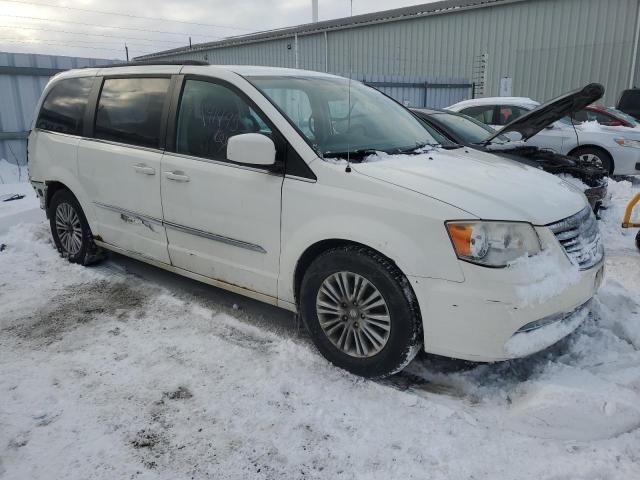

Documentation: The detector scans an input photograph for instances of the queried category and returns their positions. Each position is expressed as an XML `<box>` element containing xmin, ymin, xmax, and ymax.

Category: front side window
<box><xmin>95</xmin><ymin>77</ymin><xmax>170</xmax><ymax>148</ymax></box>
<box><xmin>249</xmin><ymin>76</ymin><xmax>438</xmax><ymax>157</ymax></box>
<box><xmin>176</xmin><ymin>80</ymin><xmax>272</xmax><ymax>161</ymax></box>
<box><xmin>36</xmin><ymin>77</ymin><xmax>93</xmax><ymax>135</ymax></box>
<box><xmin>460</xmin><ymin>105</ymin><xmax>496</xmax><ymax>125</ymax></box>
<box><xmin>573</xmin><ymin>109</ymin><xmax>615</xmax><ymax>125</ymax></box>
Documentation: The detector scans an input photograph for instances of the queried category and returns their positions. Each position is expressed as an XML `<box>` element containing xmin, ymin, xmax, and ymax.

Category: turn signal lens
<box><xmin>447</xmin><ymin>224</ymin><xmax>472</xmax><ymax>257</ymax></box>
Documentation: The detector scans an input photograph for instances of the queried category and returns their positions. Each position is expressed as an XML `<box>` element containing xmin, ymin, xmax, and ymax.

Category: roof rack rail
<box><xmin>86</xmin><ymin>60</ymin><xmax>209</xmax><ymax>69</ymax></box>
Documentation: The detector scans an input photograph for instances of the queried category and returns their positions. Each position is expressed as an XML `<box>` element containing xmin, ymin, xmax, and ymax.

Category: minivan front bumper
<box><xmin>409</xmin><ymin>254</ymin><xmax>604</xmax><ymax>362</ymax></box>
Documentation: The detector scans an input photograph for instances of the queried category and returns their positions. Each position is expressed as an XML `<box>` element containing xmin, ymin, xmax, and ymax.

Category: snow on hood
<box><xmin>352</xmin><ymin>148</ymin><xmax>588</xmax><ymax>225</ymax></box>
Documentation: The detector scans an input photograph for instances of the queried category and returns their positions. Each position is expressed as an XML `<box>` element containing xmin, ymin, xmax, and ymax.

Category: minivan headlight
<box><xmin>445</xmin><ymin>221</ymin><xmax>541</xmax><ymax>267</ymax></box>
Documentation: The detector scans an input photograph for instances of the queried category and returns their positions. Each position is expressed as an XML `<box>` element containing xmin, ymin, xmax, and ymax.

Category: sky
<box><xmin>0</xmin><ymin>0</ymin><xmax>436</xmax><ymax>60</ymax></box>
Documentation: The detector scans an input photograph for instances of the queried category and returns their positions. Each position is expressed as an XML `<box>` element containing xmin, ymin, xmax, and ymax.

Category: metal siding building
<box><xmin>138</xmin><ymin>0</ymin><xmax>640</xmax><ymax>107</ymax></box>
<box><xmin>0</xmin><ymin>52</ymin><xmax>116</xmax><ymax>167</ymax></box>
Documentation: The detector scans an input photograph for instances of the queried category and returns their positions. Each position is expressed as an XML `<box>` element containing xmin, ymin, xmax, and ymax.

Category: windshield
<box><xmin>603</xmin><ymin>107</ymin><xmax>638</xmax><ymax>126</ymax></box>
<box><xmin>248</xmin><ymin>76</ymin><xmax>439</xmax><ymax>157</ymax></box>
<box><xmin>432</xmin><ymin>112</ymin><xmax>510</xmax><ymax>144</ymax></box>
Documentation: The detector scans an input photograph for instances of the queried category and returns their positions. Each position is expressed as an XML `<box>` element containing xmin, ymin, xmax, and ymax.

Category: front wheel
<box><xmin>572</xmin><ymin>146</ymin><xmax>613</xmax><ymax>175</ymax></box>
<box><xmin>300</xmin><ymin>245</ymin><xmax>423</xmax><ymax>378</ymax></box>
<box><xmin>48</xmin><ymin>189</ymin><xmax>103</xmax><ymax>265</ymax></box>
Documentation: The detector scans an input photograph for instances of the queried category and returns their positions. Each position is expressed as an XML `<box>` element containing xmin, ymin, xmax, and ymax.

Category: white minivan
<box><xmin>29</xmin><ymin>62</ymin><xmax>604</xmax><ymax>377</ymax></box>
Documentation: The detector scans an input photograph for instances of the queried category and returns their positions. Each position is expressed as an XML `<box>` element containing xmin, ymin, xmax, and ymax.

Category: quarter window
<box><xmin>176</xmin><ymin>80</ymin><xmax>272</xmax><ymax>161</ymax></box>
<box><xmin>95</xmin><ymin>77</ymin><xmax>171</xmax><ymax>148</ymax></box>
<box><xmin>36</xmin><ymin>77</ymin><xmax>93</xmax><ymax>135</ymax></box>
<box><xmin>495</xmin><ymin>106</ymin><xmax>529</xmax><ymax>126</ymax></box>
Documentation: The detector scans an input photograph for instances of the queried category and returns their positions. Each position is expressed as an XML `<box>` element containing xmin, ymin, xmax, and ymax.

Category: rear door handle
<box><xmin>165</xmin><ymin>171</ymin><xmax>190</xmax><ymax>182</ymax></box>
<box><xmin>133</xmin><ymin>164</ymin><xmax>156</xmax><ymax>175</ymax></box>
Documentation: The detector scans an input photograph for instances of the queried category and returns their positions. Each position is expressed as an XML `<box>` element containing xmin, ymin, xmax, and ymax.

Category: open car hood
<box><xmin>485</xmin><ymin>83</ymin><xmax>605</xmax><ymax>142</ymax></box>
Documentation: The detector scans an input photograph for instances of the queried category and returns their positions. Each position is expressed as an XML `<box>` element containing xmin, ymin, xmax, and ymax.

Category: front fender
<box><xmin>278</xmin><ymin>170</ymin><xmax>470</xmax><ymax>305</ymax></box>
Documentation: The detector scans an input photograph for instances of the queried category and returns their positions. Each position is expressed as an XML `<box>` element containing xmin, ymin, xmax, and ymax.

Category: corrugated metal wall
<box><xmin>147</xmin><ymin>0</ymin><xmax>640</xmax><ymax>107</ymax></box>
<box><xmin>0</xmin><ymin>52</ymin><xmax>116</xmax><ymax>166</ymax></box>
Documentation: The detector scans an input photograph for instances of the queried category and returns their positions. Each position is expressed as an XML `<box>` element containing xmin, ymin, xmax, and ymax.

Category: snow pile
<box><xmin>599</xmin><ymin>177</ymin><xmax>640</xmax><ymax>250</ymax></box>
<box><xmin>1</xmin><ymin>162</ymin><xmax>640</xmax><ymax>478</ymax></box>
<box><xmin>577</xmin><ymin>120</ymin><xmax>602</xmax><ymax>132</ymax></box>
<box><xmin>510</xmin><ymin>249</ymin><xmax>581</xmax><ymax>306</ymax></box>
<box><xmin>504</xmin><ymin>306</ymin><xmax>588</xmax><ymax>357</ymax></box>
<box><xmin>557</xmin><ymin>173</ymin><xmax>589</xmax><ymax>192</ymax></box>
<box><xmin>0</xmin><ymin>158</ymin><xmax>27</xmax><ymax>184</ymax></box>
<box><xmin>0</xmin><ymin>182</ymin><xmax>42</xmax><ymax>234</ymax></box>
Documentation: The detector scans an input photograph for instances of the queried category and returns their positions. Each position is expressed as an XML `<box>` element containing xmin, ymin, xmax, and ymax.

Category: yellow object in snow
<box><xmin>622</xmin><ymin>193</ymin><xmax>640</xmax><ymax>228</ymax></box>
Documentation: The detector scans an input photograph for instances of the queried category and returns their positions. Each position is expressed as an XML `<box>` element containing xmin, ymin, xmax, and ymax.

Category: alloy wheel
<box><xmin>55</xmin><ymin>202</ymin><xmax>83</xmax><ymax>256</ymax></box>
<box><xmin>316</xmin><ymin>271</ymin><xmax>391</xmax><ymax>358</ymax></box>
<box><xmin>579</xmin><ymin>153</ymin><xmax>602</xmax><ymax>167</ymax></box>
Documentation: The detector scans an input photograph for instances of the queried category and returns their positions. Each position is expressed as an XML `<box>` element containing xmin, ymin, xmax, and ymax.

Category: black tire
<box><xmin>48</xmin><ymin>189</ymin><xmax>103</xmax><ymax>265</ymax></box>
<box><xmin>572</xmin><ymin>146</ymin><xmax>613</xmax><ymax>175</ymax></box>
<box><xmin>299</xmin><ymin>245</ymin><xmax>423</xmax><ymax>378</ymax></box>
<box><xmin>635</xmin><ymin>231</ymin><xmax>640</xmax><ymax>252</ymax></box>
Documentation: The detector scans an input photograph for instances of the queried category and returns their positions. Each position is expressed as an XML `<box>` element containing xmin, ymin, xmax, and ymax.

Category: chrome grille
<box><xmin>548</xmin><ymin>206</ymin><xmax>603</xmax><ymax>270</ymax></box>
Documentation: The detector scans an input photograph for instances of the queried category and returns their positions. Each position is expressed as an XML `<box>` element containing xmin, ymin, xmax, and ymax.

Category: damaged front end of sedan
<box><xmin>490</xmin><ymin>144</ymin><xmax>608</xmax><ymax>213</ymax></box>
<box><xmin>412</xmin><ymin>83</ymin><xmax>608</xmax><ymax>213</ymax></box>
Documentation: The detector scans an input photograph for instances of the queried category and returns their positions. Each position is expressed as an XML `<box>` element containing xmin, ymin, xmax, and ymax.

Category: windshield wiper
<box><xmin>439</xmin><ymin>143</ymin><xmax>464</xmax><ymax>150</ymax></box>
<box><xmin>323</xmin><ymin>149</ymin><xmax>379</xmax><ymax>160</ymax></box>
<box><xmin>393</xmin><ymin>142</ymin><xmax>434</xmax><ymax>154</ymax></box>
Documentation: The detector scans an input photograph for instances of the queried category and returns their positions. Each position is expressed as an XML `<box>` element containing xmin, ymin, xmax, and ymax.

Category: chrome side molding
<box><xmin>94</xmin><ymin>202</ymin><xmax>266</xmax><ymax>254</ymax></box>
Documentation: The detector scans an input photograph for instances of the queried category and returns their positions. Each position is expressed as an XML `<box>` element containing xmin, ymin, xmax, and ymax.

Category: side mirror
<box><xmin>227</xmin><ymin>133</ymin><xmax>276</xmax><ymax>166</ymax></box>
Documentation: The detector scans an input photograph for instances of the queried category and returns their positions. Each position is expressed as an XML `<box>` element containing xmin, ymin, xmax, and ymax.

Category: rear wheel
<box><xmin>572</xmin><ymin>146</ymin><xmax>613</xmax><ymax>175</ymax></box>
<box><xmin>48</xmin><ymin>189</ymin><xmax>103</xmax><ymax>265</ymax></box>
<box><xmin>299</xmin><ymin>245</ymin><xmax>422</xmax><ymax>378</ymax></box>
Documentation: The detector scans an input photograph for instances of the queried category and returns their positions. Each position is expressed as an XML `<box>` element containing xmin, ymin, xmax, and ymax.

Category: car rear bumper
<box><xmin>410</xmin><ymin>254</ymin><xmax>604</xmax><ymax>362</ymax></box>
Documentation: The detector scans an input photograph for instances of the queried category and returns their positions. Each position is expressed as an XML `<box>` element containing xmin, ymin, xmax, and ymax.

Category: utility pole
<box><xmin>189</xmin><ymin>36</ymin><xmax>192</xmax><ymax>49</ymax></box>
<box><xmin>125</xmin><ymin>44</ymin><xmax>129</xmax><ymax>61</ymax></box>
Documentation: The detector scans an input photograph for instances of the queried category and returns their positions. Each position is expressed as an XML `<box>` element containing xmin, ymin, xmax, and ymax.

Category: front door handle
<box><xmin>165</xmin><ymin>171</ymin><xmax>190</xmax><ymax>182</ymax></box>
<box><xmin>133</xmin><ymin>164</ymin><xmax>156</xmax><ymax>175</ymax></box>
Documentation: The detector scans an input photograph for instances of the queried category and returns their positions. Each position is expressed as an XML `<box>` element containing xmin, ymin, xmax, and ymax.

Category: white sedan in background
<box><xmin>447</xmin><ymin>95</ymin><xmax>640</xmax><ymax>175</ymax></box>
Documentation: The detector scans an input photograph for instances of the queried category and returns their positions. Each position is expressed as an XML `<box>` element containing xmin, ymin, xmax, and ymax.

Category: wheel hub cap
<box><xmin>55</xmin><ymin>202</ymin><xmax>83</xmax><ymax>256</ymax></box>
<box><xmin>316</xmin><ymin>271</ymin><xmax>391</xmax><ymax>358</ymax></box>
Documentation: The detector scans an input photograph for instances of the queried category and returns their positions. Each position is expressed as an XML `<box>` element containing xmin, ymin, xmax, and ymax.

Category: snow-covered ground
<box><xmin>1</xmin><ymin>171</ymin><xmax>640</xmax><ymax>479</ymax></box>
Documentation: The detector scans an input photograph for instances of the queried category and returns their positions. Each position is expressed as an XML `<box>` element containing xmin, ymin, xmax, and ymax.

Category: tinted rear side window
<box><xmin>36</xmin><ymin>77</ymin><xmax>93</xmax><ymax>135</ymax></box>
<box><xmin>95</xmin><ymin>77</ymin><xmax>171</xmax><ymax>148</ymax></box>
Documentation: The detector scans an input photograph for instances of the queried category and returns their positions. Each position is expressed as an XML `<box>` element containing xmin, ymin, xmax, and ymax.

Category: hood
<box><xmin>485</xmin><ymin>83</ymin><xmax>604</xmax><ymax>143</ymax></box>
<box><xmin>352</xmin><ymin>148</ymin><xmax>587</xmax><ymax>225</ymax></box>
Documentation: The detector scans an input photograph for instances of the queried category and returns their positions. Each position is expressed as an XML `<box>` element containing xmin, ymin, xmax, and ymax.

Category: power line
<box><xmin>0</xmin><ymin>24</ymin><xmax>187</xmax><ymax>46</ymax></box>
<box><xmin>0</xmin><ymin>13</ymin><xmax>226</xmax><ymax>39</ymax></box>
<box><xmin>0</xmin><ymin>0</ymin><xmax>255</xmax><ymax>32</ymax></box>
<box><xmin>0</xmin><ymin>38</ymin><xmax>131</xmax><ymax>53</ymax></box>
<box><xmin>0</xmin><ymin>33</ymin><xmax>176</xmax><ymax>50</ymax></box>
